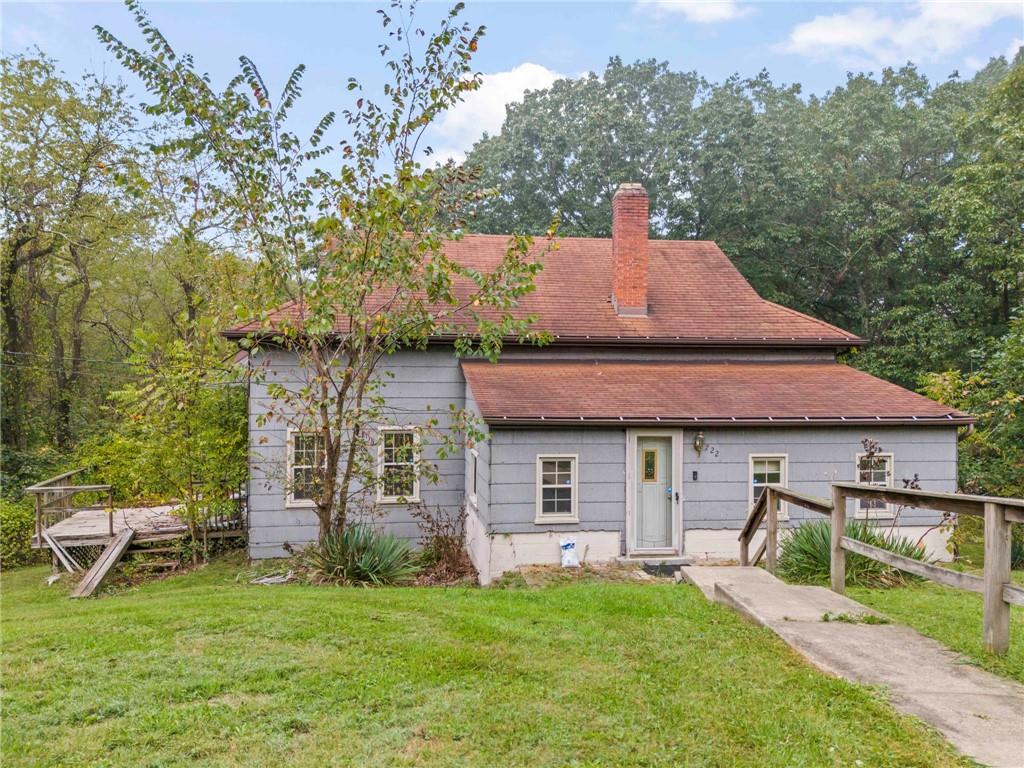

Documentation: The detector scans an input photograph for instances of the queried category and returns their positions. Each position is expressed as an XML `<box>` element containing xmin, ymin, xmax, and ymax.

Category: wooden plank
<box><xmin>1004</xmin><ymin>508</ymin><xmax>1024</xmax><ymax>524</ymax></box>
<box><xmin>769</xmin><ymin>485</ymin><xmax>833</xmax><ymax>516</ymax></box>
<box><xmin>41</xmin><ymin>531</ymin><xmax>81</xmax><ymax>573</ymax></box>
<box><xmin>71</xmin><ymin>529</ymin><xmax>135</xmax><ymax>599</ymax></box>
<box><xmin>24</xmin><ymin>467</ymin><xmax>87</xmax><ymax>492</ymax></box>
<box><xmin>839</xmin><ymin>536</ymin><xmax>986</xmax><ymax>593</ymax></box>
<box><xmin>751</xmin><ymin>539</ymin><xmax>767</xmax><ymax>568</ymax></box>
<box><xmin>831</xmin><ymin>482</ymin><xmax>1024</xmax><ymax>516</ymax></box>
<box><xmin>766</xmin><ymin>489</ymin><xmax>778</xmax><ymax>575</ymax></box>
<box><xmin>26</xmin><ymin>484</ymin><xmax>111</xmax><ymax>494</ymax></box>
<box><xmin>984</xmin><ymin>502</ymin><xmax>1011</xmax><ymax>655</ymax></box>
<box><xmin>1004</xmin><ymin>583</ymin><xmax>1024</xmax><ymax>608</ymax></box>
<box><xmin>831</xmin><ymin>486</ymin><xmax>846</xmax><ymax>594</ymax></box>
<box><xmin>739</xmin><ymin>491</ymin><xmax>769</xmax><ymax>542</ymax></box>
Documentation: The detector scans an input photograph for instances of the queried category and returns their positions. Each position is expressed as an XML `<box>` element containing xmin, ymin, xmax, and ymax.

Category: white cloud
<box><xmin>777</xmin><ymin>1</ymin><xmax>1023</xmax><ymax>68</ymax></box>
<box><xmin>427</xmin><ymin>62</ymin><xmax>563</xmax><ymax>165</ymax></box>
<box><xmin>635</xmin><ymin>0</ymin><xmax>754</xmax><ymax>23</ymax></box>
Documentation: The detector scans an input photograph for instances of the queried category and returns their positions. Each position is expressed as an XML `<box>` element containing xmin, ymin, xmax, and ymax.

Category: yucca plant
<box><xmin>304</xmin><ymin>524</ymin><xmax>421</xmax><ymax>586</ymax></box>
<box><xmin>778</xmin><ymin>519</ymin><xmax>931</xmax><ymax>588</ymax></box>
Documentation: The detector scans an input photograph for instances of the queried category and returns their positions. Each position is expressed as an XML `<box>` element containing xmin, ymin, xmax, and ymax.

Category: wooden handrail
<box><xmin>831</xmin><ymin>482</ymin><xmax>1024</xmax><ymax>517</ymax></box>
<box><xmin>24</xmin><ymin>468</ymin><xmax>89</xmax><ymax>492</ymax></box>
<box><xmin>769</xmin><ymin>486</ymin><xmax>832</xmax><ymax>516</ymax></box>
<box><xmin>739</xmin><ymin>491</ymin><xmax>769</xmax><ymax>542</ymax></box>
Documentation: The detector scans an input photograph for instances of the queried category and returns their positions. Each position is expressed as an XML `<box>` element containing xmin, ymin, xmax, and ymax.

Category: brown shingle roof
<box><xmin>224</xmin><ymin>235</ymin><xmax>862</xmax><ymax>346</ymax></box>
<box><xmin>461</xmin><ymin>360</ymin><xmax>972</xmax><ymax>425</ymax></box>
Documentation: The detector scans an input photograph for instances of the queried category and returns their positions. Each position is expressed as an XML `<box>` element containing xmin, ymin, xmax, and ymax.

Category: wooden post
<box><xmin>830</xmin><ymin>485</ymin><xmax>846</xmax><ymax>594</ymax></box>
<box><xmin>107</xmin><ymin>489</ymin><xmax>114</xmax><ymax>538</ymax></box>
<box><xmin>983</xmin><ymin>502</ymin><xmax>1011</xmax><ymax>655</ymax></box>
<box><xmin>740</xmin><ymin>535</ymin><xmax>750</xmax><ymax>567</ymax></box>
<box><xmin>34</xmin><ymin>493</ymin><xmax>43</xmax><ymax>549</ymax></box>
<box><xmin>766</xmin><ymin>488</ymin><xmax>778</xmax><ymax>575</ymax></box>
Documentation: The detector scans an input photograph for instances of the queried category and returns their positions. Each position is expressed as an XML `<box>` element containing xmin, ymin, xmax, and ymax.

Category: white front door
<box><xmin>634</xmin><ymin>435</ymin><xmax>675</xmax><ymax>551</ymax></box>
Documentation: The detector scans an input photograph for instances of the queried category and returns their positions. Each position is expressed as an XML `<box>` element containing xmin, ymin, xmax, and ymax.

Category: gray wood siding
<box><xmin>246</xmin><ymin>341</ymin><xmax>959</xmax><ymax>558</ymax></box>
<box><xmin>248</xmin><ymin>346</ymin><xmax>467</xmax><ymax>558</ymax></box>
<box><xmin>680</xmin><ymin>426</ymin><xmax>958</xmax><ymax>529</ymax></box>
<box><xmin>483</xmin><ymin>425</ymin><xmax>959</xmax><ymax>540</ymax></box>
<box><xmin>488</xmin><ymin>429</ymin><xmax>627</xmax><ymax>538</ymax></box>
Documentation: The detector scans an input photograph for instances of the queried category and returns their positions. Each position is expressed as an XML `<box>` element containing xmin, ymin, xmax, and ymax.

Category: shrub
<box><xmin>778</xmin><ymin>519</ymin><xmax>930</xmax><ymax>588</ymax></box>
<box><xmin>1012</xmin><ymin>533</ymin><xmax>1024</xmax><ymax>571</ymax></box>
<box><xmin>1</xmin><ymin>498</ymin><xmax>43</xmax><ymax>569</ymax></box>
<box><xmin>410</xmin><ymin>504</ymin><xmax>476</xmax><ymax>583</ymax></box>
<box><xmin>304</xmin><ymin>524</ymin><xmax>420</xmax><ymax>586</ymax></box>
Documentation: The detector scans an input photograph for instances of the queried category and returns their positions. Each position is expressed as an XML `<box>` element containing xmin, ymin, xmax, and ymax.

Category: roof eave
<box><xmin>480</xmin><ymin>415</ymin><xmax>974</xmax><ymax>427</ymax></box>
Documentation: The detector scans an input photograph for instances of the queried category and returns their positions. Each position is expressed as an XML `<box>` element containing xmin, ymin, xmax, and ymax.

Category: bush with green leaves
<box><xmin>778</xmin><ymin>519</ymin><xmax>930</xmax><ymax>588</ymax></box>
<box><xmin>1</xmin><ymin>497</ymin><xmax>43</xmax><ymax>568</ymax></box>
<box><xmin>303</xmin><ymin>524</ymin><xmax>421</xmax><ymax>586</ymax></box>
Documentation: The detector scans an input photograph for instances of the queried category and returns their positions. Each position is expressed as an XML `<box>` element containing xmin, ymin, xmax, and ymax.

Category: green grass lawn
<box><xmin>1</xmin><ymin>556</ymin><xmax>970</xmax><ymax>768</ymax></box>
<box><xmin>850</xmin><ymin>572</ymin><xmax>1024</xmax><ymax>685</ymax></box>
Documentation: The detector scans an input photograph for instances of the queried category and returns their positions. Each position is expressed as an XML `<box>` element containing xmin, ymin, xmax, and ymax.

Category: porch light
<box><xmin>693</xmin><ymin>431</ymin><xmax>705</xmax><ymax>456</ymax></box>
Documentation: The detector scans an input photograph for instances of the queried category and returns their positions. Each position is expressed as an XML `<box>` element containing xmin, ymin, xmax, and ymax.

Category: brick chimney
<box><xmin>611</xmin><ymin>183</ymin><xmax>649</xmax><ymax>316</ymax></box>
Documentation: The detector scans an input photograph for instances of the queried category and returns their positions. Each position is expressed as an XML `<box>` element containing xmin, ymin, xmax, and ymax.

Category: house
<box><xmin>226</xmin><ymin>183</ymin><xmax>972</xmax><ymax>584</ymax></box>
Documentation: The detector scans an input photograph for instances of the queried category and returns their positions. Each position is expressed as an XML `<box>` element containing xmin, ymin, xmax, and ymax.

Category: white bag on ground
<box><xmin>560</xmin><ymin>537</ymin><xmax>580</xmax><ymax>568</ymax></box>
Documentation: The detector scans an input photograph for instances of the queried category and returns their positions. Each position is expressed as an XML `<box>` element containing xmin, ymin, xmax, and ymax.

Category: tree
<box><xmin>97</xmin><ymin>0</ymin><xmax>551</xmax><ymax>540</ymax></box>
<box><xmin>0</xmin><ymin>54</ymin><xmax>139</xmax><ymax>450</ymax></box>
<box><xmin>923</xmin><ymin>309</ymin><xmax>1024</xmax><ymax>498</ymax></box>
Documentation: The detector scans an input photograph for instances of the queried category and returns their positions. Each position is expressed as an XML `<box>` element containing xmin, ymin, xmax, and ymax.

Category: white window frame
<box><xmin>467</xmin><ymin>447</ymin><xmax>479</xmax><ymax>509</ymax></box>
<box><xmin>377</xmin><ymin>426</ymin><xmax>421</xmax><ymax>504</ymax></box>
<box><xmin>748</xmin><ymin>454</ymin><xmax>789</xmax><ymax>521</ymax></box>
<box><xmin>855</xmin><ymin>452</ymin><xmax>895</xmax><ymax>518</ymax></box>
<box><xmin>286</xmin><ymin>428</ymin><xmax>325</xmax><ymax>508</ymax></box>
<box><xmin>535</xmin><ymin>454</ymin><xmax>579</xmax><ymax>524</ymax></box>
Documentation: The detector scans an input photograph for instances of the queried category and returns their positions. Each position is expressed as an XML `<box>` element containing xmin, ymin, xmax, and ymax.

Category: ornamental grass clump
<box><xmin>305</xmin><ymin>524</ymin><xmax>421</xmax><ymax>586</ymax></box>
<box><xmin>778</xmin><ymin>519</ymin><xmax>930</xmax><ymax>588</ymax></box>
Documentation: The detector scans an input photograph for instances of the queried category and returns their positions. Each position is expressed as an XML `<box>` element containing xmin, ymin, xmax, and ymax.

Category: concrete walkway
<box><xmin>682</xmin><ymin>566</ymin><xmax>1024</xmax><ymax>768</ymax></box>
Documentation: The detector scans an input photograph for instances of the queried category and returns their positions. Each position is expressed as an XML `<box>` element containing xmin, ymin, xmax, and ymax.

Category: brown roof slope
<box><xmin>225</xmin><ymin>235</ymin><xmax>862</xmax><ymax>346</ymax></box>
<box><xmin>461</xmin><ymin>360</ymin><xmax>972</xmax><ymax>425</ymax></box>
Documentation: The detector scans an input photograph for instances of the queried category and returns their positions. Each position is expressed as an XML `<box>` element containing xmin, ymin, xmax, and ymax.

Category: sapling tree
<box><xmin>97</xmin><ymin>0</ymin><xmax>552</xmax><ymax>540</ymax></box>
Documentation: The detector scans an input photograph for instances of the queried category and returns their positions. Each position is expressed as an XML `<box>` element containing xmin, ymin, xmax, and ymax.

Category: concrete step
<box><xmin>678</xmin><ymin>564</ymin><xmax>777</xmax><ymax>600</ymax></box>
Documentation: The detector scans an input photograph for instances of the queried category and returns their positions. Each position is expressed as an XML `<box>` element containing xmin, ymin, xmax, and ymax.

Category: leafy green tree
<box><xmin>97</xmin><ymin>0</ymin><xmax>551</xmax><ymax>540</ymax></box>
<box><xmin>76</xmin><ymin>325</ymin><xmax>247</xmax><ymax>555</ymax></box>
<box><xmin>923</xmin><ymin>310</ymin><xmax>1024</xmax><ymax>498</ymax></box>
<box><xmin>936</xmin><ymin>62</ymin><xmax>1023</xmax><ymax>330</ymax></box>
<box><xmin>1</xmin><ymin>54</ymin><xmax>140</xmax><ymax>451</ymax></box>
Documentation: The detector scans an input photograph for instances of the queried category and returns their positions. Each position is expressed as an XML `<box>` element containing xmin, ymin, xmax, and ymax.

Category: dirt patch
<box><xmin>513</xmin><ymin>562</ymin><xmax>666</xmax><ymax>588</ymax></box>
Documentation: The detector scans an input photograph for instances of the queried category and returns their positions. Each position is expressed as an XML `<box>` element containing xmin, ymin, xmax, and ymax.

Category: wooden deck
<box><xmin>31</xmin><ymin>504</ymin><xmax>242</xmax><ymax>548</ymax></box>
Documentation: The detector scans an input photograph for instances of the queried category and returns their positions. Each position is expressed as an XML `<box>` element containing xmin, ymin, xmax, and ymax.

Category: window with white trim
<box><xmin>378</xmin><ymin>429</ymin><xmax>420</xmax><ymax>503</ymax></box>
<box><xmin>856</xmin><ymin>452</ymin><xmax>894</xmax><ymax>517</ymax></box>
<box><xmin>467</xmin><ymin>447</ymin><xmax>479</xmax><ymax>508</ymax></box>
<box><xmin>749</xmin><ymin>455</ymin><xmax>788</xmax><ymax>520</ymax></box>
<box><xmin>289</xmin><ymin>431</ymin><xmax>325</xmax><ymax>505</ymax></box>
<box><xmin>535</xmin><ymin>454</ymin><xmax>578</xmax><ymax>523</ymax></box>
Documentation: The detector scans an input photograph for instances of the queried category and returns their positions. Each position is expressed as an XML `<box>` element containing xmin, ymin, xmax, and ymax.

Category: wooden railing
<box><xmin>738</xmin><ymin>482</ymin><xmax>1024</xmax><ymax>655</ymax></box>
<box><xmin>25</xmin><ymin>468</ymin><xmax>113</xmax><ymax>543</ymax></box>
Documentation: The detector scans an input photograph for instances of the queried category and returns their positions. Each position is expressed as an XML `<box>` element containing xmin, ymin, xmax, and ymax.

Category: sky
<box><xmin>3</xmin><ymin>0</ymin><xmax>1022</xmax><ymax>163</ymax></box>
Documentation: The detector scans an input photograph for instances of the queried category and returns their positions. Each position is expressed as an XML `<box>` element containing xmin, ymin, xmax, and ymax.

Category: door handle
<box><xmin>674</xmin><ymin>491</ymin><xmax>680</xmax><ymax>503</ymax></box>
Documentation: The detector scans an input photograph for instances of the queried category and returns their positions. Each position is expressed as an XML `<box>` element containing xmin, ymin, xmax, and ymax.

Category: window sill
<box><xmin>377</xmin><ymin>497</ymin><xmax>421</xmax><ymax>506</ymax></box>
<box><xmin>534</xmin><ymin>516</ymin><xmax>579</xmax><ymax>525</ymax></box>
<box><xmin>285</xmin><ymin>499</ymin><xmax>317</xmax><ymax>509</ymax></box>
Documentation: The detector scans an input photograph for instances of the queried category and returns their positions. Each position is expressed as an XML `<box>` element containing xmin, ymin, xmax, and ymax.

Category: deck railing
<box><xmin>738</xmin><ymin>482</ymin><xmax>1024</xmax><ymax>655</ymax></box>
<box><xmin>25</xmin><ymin>468</ymin><xmax>114</xmax><ymax>544</ymax></box>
